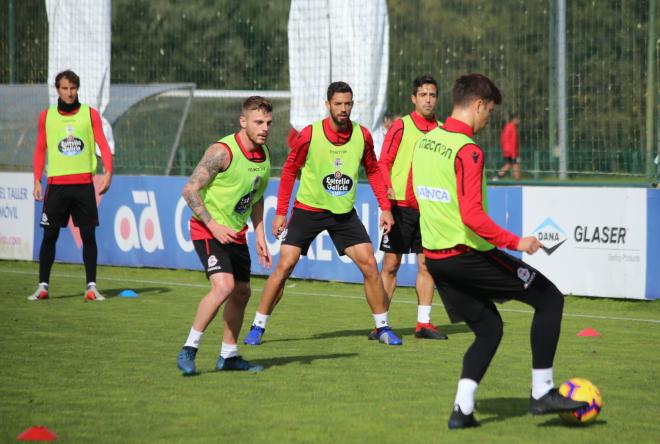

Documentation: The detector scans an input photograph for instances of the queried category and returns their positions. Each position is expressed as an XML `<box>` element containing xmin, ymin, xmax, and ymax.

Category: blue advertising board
<box><xmin>32</xmin><ymin>176</ymin><xmax>521</xmax><ymax>285</ymax></box>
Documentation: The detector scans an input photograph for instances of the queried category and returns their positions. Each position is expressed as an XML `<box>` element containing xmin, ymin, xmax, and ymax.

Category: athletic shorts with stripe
<box><xmin>280</xmin><ymin>207</ymin><xmax>372</xmax><ymax>256</ymax></box>
<box><xmin>40</xmin><ymin>183</ymin><xmax>98</xmax><ymax>228</ymax></box>
<box><xmin>379</xmin><ymin>205</ymin><xmax>422</xmax><ymax>254</ymax></box>
<box><xmin>426</xmin><ymin>248</ymin><xmax>563</xmax><ymax>324</ymax></box>
<box><xmin>193</xmin><ymin>238</ymin><xmax>251</xmax><ymax>282</ymax></box>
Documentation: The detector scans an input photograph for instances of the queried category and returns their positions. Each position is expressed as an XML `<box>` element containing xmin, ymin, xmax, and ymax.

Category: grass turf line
<box><xmin>1</xmin><ymin>260</ymin><xmax>659</xmax><ymax>443</ymax></box>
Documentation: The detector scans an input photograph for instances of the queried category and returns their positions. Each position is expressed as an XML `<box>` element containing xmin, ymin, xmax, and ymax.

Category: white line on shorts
<box><xmin>4</xmin><ymin>268</ymin><xmax>660</xmax><ymax>324</ymax></box>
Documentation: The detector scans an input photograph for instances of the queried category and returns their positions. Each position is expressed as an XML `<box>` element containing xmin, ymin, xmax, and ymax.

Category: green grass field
<box><xmin>1</xmin><ymin>260</ymin><xmax>659</xmax><ymax>443</ymax></box>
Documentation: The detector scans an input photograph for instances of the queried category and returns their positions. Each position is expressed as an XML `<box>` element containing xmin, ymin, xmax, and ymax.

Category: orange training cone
<box><xmin>17</xmin><ymin>426</ymin><xmax>58</xmax><ymax>441</ymax></box>
<box><xmin>577</xmin><ymin>327</ymin><xmax>601</xmax><ymax>337</ymax></box>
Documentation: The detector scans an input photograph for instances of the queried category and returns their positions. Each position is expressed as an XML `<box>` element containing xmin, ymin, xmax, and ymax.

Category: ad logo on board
<box><xmin>113</xmin><ymin>191</ymin><xmax>164</xmax><ymax>253</ymax></box>
<box><xmin>532</xmin><ymin>217</ymin><xmax>567</xmax><ymax>255</ymax></box>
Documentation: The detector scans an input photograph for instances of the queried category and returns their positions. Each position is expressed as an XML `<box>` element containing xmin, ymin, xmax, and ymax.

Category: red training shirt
<box><xmin>500</xmin><ymin>121</ymin><xmax>519</xmax><ymax>158</ymax></box>
<box><xmin>276</xmin><ymin>118</ymin><xmax>391</xmax><ymax>216</ymax></box>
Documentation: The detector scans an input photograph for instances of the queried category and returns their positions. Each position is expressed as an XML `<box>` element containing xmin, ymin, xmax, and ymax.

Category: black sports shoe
<box><xmin>530</xmin><ymin>388</ymin><xmax>589</xmax><ymax>415</ymax></box>
<box><xmin>448</xmin><ymin>404</ymin><xmax>480</xmax><ymax>429</ymax></box>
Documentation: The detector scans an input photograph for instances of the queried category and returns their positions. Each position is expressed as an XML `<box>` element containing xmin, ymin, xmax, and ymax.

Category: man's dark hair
<box><xmin>412</xmin><ymin>74</ymin><xmax>437</xmax><ymax>96</ymax></box>
<box><xmin>55</xmin><ymin>70</ymin><xmax>80</xmax><ymax>88</ymax></box>
<box><xmin>242</xmin><ymin>96</ymin><xmax>272</xmax><ymax>114</ymax></box>
<box><xmin>452</xmin><ymin>73</ymin><xmax>502</xmax><ymax>107</ymax></box>
<box><xmin>327</xmin><ymin>81</ymin><xmax>353</xmax><ymax>101</ymax></box>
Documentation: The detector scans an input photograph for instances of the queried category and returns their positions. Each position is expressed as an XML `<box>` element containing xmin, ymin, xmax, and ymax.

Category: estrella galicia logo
<box><xmin>58</xmin><ymin>125</ymin><xmax>84</xmax><ymax>156</ymax></box>
<box><xmin>322</xmin><ymin>172</ymin><xmax>353</xmax><ymax>196</ymax></box>
<box><xmin>58</xmin><ymin>136</ymin><xmax>85</xmax><ymax>156</ymax></box>
<box><xmin>532</xmin><ymin>217</ymin><xmax>567</xmax><ymax>255</ymax></box>
<box><xmin>234</xmin><ymin>176</ymin><xmax>261</xmax><ymax>214</ymax></box>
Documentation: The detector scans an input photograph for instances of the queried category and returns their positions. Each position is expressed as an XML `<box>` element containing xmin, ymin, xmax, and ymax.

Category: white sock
<box><xmin>253</xmin><ymin>312</ymin><xmax>270</xmax><ymax>328</ymax></box>
<box><xmin>39</xmin><ymin>282</ymin><xmax>49</xmax><ymax>289</ymax></box>
<box><xmin>87</xmin><ymin>282</ymin><xmax>96</xmax><ymax>288</ymax></box>
<box><xmin>184</xmin><ymin>327</ymin><xmax>204</xmax><ymax>349</ymax></box>
<box><xmin>531</xmin><ymin>368</ymin><xmax>554</xmax><ymax>399</ymax></box>
<box><xmin>373</xmin><ymin>312</ymin><xmax>389</xmax><ymax>329</ymax></box>
<box><xmin>220</xmin><ymin>342</ymin><xmax>238</xmax><ymax>359</ymax></box>
<box><xmin>417</xmin><ymin>305</ymin><xmax>432</xmax><ymax>324</ymax></box>
<box><xmin>454</xmin><ymin>378</ymin><xmax>478</xmax><ymax>414</ymax></box>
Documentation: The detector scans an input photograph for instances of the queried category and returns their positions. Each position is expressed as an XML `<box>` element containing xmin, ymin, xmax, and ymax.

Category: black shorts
<box><xmin>193</xmin><ymin>239</ymin><xmax>251</xmax><ymax>282</ymax></box>
<box><xmin>379</xmin><ymin>205</ymin><xmax>422</xmax><ymax>254</ymax></box>
<box><xmin>427</xmin><ymin>248</ymin><xmax>557</xmax><ymax>323</ymax></box>
<box><xmin>503</xmin><ymin>156</ymin><xmax>519</xmax><ymax>164</ymax></box>
<box><xmin>281</xmin><ymin>207</ymin><xmax>372</xmax><ymax>256</ymax></box>
<box><xmin>40</xmin><ymin>183</ymin><xmax>98</xmax><ymax>228</ymax></box>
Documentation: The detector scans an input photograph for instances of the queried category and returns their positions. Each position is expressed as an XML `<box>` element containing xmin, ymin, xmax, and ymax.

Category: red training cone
<box><xmin>17</xmin><ymin>426</ymin><xmax>58</xmax><ymax>441</ymax></box>
<box><xmin>577</xmin><ymin>327</ymin><xmax>601</xmax><ymax>337</ymax></box>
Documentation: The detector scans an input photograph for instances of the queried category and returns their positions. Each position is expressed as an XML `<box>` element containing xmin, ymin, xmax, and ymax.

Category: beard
<box><xmin>330</xmin><ymin>113</ymin><xmax>349</xmax><ymax>128</ymax></box>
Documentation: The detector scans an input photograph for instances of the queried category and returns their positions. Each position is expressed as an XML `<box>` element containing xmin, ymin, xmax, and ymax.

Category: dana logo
<box><xmin>58</xmin><ymin>137</ymin><xmax>84</xmax><ymax>156</ymax></box>
<box><xmin>114</xmin><ymin>191</ymin><xmax>164</xmax><ymax>253</ymax></box>
<box><xmin>416</xmin><ymin>186</ymin><xmax>451</xmax><ymax>203</ymax></box>
<box><xmin>322</xmin><ymin>174</ymin><xmax>353</xmax><ymax>196</ymax></box>
<box><xmin>532</xmin><ymin>217</ymin><xmax>567</xmax><ymax>255</ymax></box>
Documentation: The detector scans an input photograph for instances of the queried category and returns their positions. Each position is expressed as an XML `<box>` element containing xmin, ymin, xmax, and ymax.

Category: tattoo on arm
<box><xmin>182</xmin><ymin>144</ymin><xmax>230</xmax><ymax>224</ymax></box>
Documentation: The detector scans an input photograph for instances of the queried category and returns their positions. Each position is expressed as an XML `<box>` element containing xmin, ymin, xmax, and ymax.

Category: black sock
<box><xmin>79</xmin><ymin>226</ymin><xmax>98</xmax><ymax>284</ymax></box>
<box><xmin>39</xmin><ymin>226</ymin><xmax>60</xmax><ymax>283</ymax></box>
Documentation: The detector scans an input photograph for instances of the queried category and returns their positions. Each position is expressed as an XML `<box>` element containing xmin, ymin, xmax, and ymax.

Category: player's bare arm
<box><xmin>272</xmin><ymin>214</ymin><xmax>287</xmax><ymax>238</ymax></box>
<box><xmin>517</xmin><ymin>236</ymin><xmax>543</xmax><ymax>254</ymax></box>
<box><xmin>98</xmin><ymin>171</ymin><xmax>112</xmax><ymax>195</ymax></box>
<box><xmin>33</xmin><ymin>179</ymin><xmax>43</xmax><ymax>201</ymax></box>
<box><xmin>182</xmin><ymin>143</ymin><xmax>237</xmax><ymax>243</ymax></box>
<box><xmin>251</xmin><ymin>197</ymin><xmax>272</xmax><ymax>269</ymax></box>
<box><xmin>380</xmin><ymin>209</ymin><xmax>394</xmax><ymax>234</ymax></box>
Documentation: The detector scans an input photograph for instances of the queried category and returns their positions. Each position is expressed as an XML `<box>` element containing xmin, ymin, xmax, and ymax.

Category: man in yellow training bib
<box><xmin>177</xmin><ymin>96</ymin><xmax>273</xmax><ymax>375</ymax></box>
<box><xmin>244</xmin><ymin>82</ymin><xmax>403</xmax><ymax>346</ymax></box>
<box><xmin>29</xmin><ymin>70</ymin><xmax>113</xmax><ymax>302</ymax></box>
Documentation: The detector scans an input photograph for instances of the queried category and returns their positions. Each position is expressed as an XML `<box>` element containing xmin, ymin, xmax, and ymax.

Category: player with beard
<box><xmin>244</xmin><ymin>81</ymin><xmax>403</xmax><ymax>346</ymax></box>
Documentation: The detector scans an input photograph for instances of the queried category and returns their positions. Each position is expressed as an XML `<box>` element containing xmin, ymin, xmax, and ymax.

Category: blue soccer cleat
<box><xmin>216</xmin><ymin>355</ymin><xmax>264</xmax><ymax>372</ymax></box>
<box><xmin>177</xmin><ymin>346</ymin><xmax>198</xmax><ymax>376</ymax></box>
<box><xmin>243</xmin><ymin>325</ymin><xmax>265</xmax><ymax>345</ymax></box>
<box><xmin>377</xmin><ymin>326</ymin><xmax>403</xmax><ymax>345</ymax></box>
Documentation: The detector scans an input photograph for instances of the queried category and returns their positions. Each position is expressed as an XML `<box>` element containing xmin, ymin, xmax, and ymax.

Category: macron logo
<box><xmin>416</xmin><ymin>186</ymin><xmax>451</xmax><ymax>203</ymax></box>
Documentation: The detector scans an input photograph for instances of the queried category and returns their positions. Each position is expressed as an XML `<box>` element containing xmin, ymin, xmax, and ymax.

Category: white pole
<box><xmin>557</xmin><ymin>0</ymin><xmax>568</xmax><ymax>179</ymax></box>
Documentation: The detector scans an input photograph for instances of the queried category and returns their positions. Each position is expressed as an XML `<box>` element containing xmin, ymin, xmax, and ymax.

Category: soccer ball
<box><xmin>558</xmin><ymin>378</ymin><xmax>603</xmax><ymax>425</ymax></box>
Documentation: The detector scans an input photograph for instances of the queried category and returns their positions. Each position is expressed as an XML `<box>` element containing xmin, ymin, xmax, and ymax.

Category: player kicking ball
<box><xmin>411</xmin><ymin>74</ymin><xmax>588</xmax><ymax>428</ymax></box>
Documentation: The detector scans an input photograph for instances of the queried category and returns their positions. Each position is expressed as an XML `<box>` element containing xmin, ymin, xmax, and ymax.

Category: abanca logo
<box><xmin>532</xmin><ymin>217</ymin><xmax>567</xmax><ymax>255</ymax></box>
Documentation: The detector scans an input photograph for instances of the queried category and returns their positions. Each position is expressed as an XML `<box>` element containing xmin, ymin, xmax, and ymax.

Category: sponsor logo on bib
<box><xmin>58</xmin><ymin>137</ymin><xmax>85</xmax><ymax>156</ymax></box>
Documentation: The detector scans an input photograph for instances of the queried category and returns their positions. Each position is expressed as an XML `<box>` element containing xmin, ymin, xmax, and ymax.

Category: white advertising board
<box><xmin>0</xmin><ymin>172</ymin><xmax>35</xmax><ymax>260</ymax></box>
<box><xmin>523</xmin><ymin>187</ymin><xmax>646</xmax><ymax>299</ymax></box>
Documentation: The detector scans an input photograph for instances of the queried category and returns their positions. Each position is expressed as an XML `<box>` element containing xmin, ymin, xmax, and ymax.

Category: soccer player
<box><xmin>29</xmin><ymin>70</ymin><xmax>113</xmax><ymax>302</ymax></box>
<box><xmin>376</xmin><ymin>74</ymin><xmax>447</xmax><ymax>340</ymax></box>
<box><xmin>244</xmin><ymin>81</ymin><xmax>403</xmax><ymax>346</ymax></box>
<box><xmin>176</xmin><ymin>96</ymin><xmax>273</xmax><ymax>375</ymax></box>
<box><xmin>411</xmin><ymin>74</ymin><xmax>588</xmax><ymax>429</ymax></box>
<box><xmin>494</xmin><ymin>113</ymin><xmax>521</xmax><ymax>181</ymax></box>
